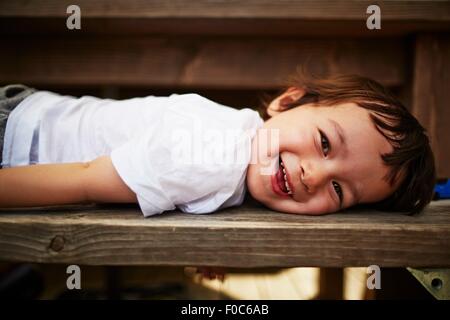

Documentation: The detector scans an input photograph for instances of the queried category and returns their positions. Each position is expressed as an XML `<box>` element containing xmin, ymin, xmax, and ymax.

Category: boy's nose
<box><xmin>301</xmin><ymin>161</ymin><xmax>330</xmax><ymax>194</ymax></box>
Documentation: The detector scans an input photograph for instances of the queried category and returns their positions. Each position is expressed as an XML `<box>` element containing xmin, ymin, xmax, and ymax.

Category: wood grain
<box><xmin>0</xmin><ymin>36</ymin><xmax>406</xmax><ymax>89</ymax></box>
<box><xmin>1</xmin><ymin>0</ymin><xmax>449</xmax><ymax>36</ymax></box>
<box><xmin>0</xmin><ymin>200</ymin><xmax>449</xmax><ymax>267</ymax></box>
<box><xmin>2</xmin><ymin>18</ymin><xmax>449</xmax><ymax>37</ymax></box>
<box><xmin>1</xmin><ymin>0</ymin><xmax>449</xmax><ymax>20</ymax></box>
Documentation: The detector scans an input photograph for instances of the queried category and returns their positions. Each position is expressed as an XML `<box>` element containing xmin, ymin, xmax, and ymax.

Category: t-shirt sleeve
<box><xmin>109</xmin><ymin>94</ymin><xmax>258</xmax><ymax>217</ymax></box>
<box><xmin>110</xmin><ymin>125</ymin><xmax>176</xmax><ymax>217</ymax></box>
<box><xmin>109</xmin><ymin>125</ymin><xmax>234</xmax><ymax>217</ymax></box>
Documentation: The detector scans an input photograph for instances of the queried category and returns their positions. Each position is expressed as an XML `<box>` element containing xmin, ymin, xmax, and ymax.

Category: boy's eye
<box><xmin>319</xmin><ymin>130</ymin><xmax>330</xmax><ymax>156</ymax></box>
<box><xmin>332</xmin><ymin>181</ymin><xmax>343</xmax><ymax>205</ymax></box>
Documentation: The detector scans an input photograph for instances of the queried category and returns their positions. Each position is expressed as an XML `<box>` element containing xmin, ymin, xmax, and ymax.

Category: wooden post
<box><xmin>412</xmin><ymin>33</ymin><xmax>450</xmax><ymax>178</ymax></box>
<box><xmin>317</xmin><ymin>268</ymin><xmax>343</xmax><ymax>299</ymax></box>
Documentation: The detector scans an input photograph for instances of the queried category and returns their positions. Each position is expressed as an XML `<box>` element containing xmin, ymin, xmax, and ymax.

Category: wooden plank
<box><xmin>0</xmin><ymin>36</ymin><xmax>406</xmax><ymax>89</ymax></box>
<box><xmin>1</xmin><ymin>0</ymin><xmax>449</xmax><ymax>20</ymax></box>
<box><xmin>1</xmin><ymin>1</ymin><xmax>449</xmax><ymax>36</ymax></box>
<box><xmin>412</xmin><ymin>34</ymin><xmax>450</xmax><ymax>178</ymax></box>
<box><xmin>1</xmin><ymin>18</ymin><xmax>449</xmax><ymax>37</ymax></box>
<box><xmin>0</xmin><ymin>200</ymin><xmax>449</xmax><ymax>267</ymax></box>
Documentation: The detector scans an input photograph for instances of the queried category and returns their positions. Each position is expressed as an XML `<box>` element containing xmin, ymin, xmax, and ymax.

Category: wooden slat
<box><xmin>0</xmin><ymin>36</ymin><xmax>406</xmax><ymax>89</ymax></box>
<box><xmin>1</xmin><ymin>0</ymin><xmax>449</xmax><ymax>20</ymax></box>
<box><xmin>0</xmin><ymin>18</ymin><xmax>449</xmax><ymax>37</ymax></box>
<box><xmin>1</xmin><ymin>1</ymin><xmax>449</xmax><ymax>36</ymax></box>
<box><xmin>0</xmin><ymin>200</ymin><xmax>449</xmax><ymax>267</ymax></box>
<box><xmin>412</xmin><ymin>34</ymin><xmax>450</xmax><ymax>178</ymax></box>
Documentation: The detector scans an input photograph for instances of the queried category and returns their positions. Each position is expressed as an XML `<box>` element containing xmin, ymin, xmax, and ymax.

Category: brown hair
<box><xmin>260</xmin><ymin>71</ymin><xmax>436</xmax><ymax>215</ymax></box>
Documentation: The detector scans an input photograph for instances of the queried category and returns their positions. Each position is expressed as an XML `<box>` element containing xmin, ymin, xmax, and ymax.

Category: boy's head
<box><xmin>246</xmin><ymin>73</ymin><xmax>436</xmax><ymax>215</ymax></box>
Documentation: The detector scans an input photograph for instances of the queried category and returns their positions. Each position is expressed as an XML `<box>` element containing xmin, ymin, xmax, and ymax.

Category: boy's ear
<box><xmin>266</xmin><ymin>87</ymin><xmax>306</xmax><ymax>118</ymax></box>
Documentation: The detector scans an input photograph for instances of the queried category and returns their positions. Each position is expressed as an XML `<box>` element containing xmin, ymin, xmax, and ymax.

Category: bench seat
<box><xmin>0</xmin><ymin>199</ymin><xmax>449</xmax><ymax>268</ymax></box>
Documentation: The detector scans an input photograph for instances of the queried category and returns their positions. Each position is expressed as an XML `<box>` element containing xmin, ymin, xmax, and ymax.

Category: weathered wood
<box><xmin>0</xmin><ymin>200</ymin><xmax>449</xmax><ymax>267</ymax></box>
<box><xmin>2</xmin><ymin>18</ymin><xmax>450</xmax><ymax>37</ymax></box>
<box><xmin>412</xmin><ymin>34</ymin><xmax>450</xmax><ymax>178</ymax></box>
<box><xmin>1</xmin><ymin>0</ymin><xmax>449</xmax><ymax>36</ymax></box>
<box><xmin>1</xmin><ymin>0</ymin><xmax>449</xmax><ymax>20</ymax></box>
<box><xmin>0</xmin><ymin>36</ymin><xmax>405</xmax><ymax>89</ymax></box>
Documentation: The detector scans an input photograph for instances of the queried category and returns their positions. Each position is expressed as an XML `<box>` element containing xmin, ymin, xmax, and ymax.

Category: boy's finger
<box><xmin>184</xmin><ymin>267</ymin><xmax>197</xmax><ymax>277</ymax></box>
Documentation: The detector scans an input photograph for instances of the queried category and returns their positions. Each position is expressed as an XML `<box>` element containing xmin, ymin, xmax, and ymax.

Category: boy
<box><xmin>0</xmin><ymin>73</ymin><xmax>436</xmax><ymax>217</ymax></box>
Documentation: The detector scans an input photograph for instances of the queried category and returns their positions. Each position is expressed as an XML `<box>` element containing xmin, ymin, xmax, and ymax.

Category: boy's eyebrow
<box><xmin>329</xmin><ymin>119</ymin><xmax>347</xmax><ymax>152</ymax></box>
<box><xmin>329</xmin><ymin>118</ymin><xmax>361</xmax><ymax>205</ymax></box>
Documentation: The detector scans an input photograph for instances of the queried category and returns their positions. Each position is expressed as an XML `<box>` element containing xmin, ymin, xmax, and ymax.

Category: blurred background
<box><xmin>0</xmin><ymin>0</ymin><xmax>448</xmax><ymax>299</ymax></box>
<box><xmin>0</xmin><ymin>264</ymin><xmax>436</xmax><ymax>299</ymax></box>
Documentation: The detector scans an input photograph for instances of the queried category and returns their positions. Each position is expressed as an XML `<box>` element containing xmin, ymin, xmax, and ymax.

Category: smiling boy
<box><xmin>0</xmin><ymin>74</ymin><xmax>436</xmax><ymax>217</ymax></box>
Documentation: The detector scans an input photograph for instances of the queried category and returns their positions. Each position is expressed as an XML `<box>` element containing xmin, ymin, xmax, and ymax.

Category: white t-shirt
<box><xmin>2</xmin><ymin>91</ymin><xmax>264</xmax><ymax>217</ymax></box>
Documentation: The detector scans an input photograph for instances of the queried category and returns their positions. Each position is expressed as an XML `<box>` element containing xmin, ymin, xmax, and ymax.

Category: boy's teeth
<box><xmin>284</xmin><ymin>176</ymin><xmax>291</xmax><ymax>192</ymax></box>
<box><xmin>279</xmin><ymin>158</ymin><xmax>292</xmax><ymax>194</ymax></box>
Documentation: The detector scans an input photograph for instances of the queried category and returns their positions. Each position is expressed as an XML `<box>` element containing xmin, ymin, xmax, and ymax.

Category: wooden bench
<box><xmin>1</xmin><ymin>199</ymin><xmax>449</xmax><ymax>268</ymax></box>
<box><xmin>0</xmin><ymin>199</ymin><xmax>450</xmax><ymax>298</ymax></box>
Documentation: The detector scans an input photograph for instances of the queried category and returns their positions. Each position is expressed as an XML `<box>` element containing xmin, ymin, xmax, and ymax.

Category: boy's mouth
<box><xmin>271</xmin><ymin>155</ymin><xmax>293</xmax><ymax>197</ymax></box>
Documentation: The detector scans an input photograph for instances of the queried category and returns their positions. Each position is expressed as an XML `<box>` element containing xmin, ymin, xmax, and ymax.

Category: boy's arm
<box><xmin>0</xmin><ymin>155</ymin><xmax>137</xmax><ymax>208</ymax></box>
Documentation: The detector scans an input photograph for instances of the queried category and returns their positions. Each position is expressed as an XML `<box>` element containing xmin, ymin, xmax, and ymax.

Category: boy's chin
<box><xmin>262</xmin><ymin>199</ymin><xmax>327</xmax><ymax>216</ymax></box>
<box><xmin>256</xmin><ymin>197</ymin><xmax>290</xmax><ymax>213</ymax></box>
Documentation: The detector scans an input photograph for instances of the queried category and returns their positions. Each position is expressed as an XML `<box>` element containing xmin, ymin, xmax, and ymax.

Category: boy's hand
<box><xmin>184</xmin><ymin>266</ymin><xmax>226</xmax><ymax>282</ymax></box>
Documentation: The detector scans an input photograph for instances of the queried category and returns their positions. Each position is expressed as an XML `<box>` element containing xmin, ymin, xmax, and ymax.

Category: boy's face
<box><xmin>246</xmin><ymin>89</ymin><xmax>400</xmax><ymax>215</ymax></box>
